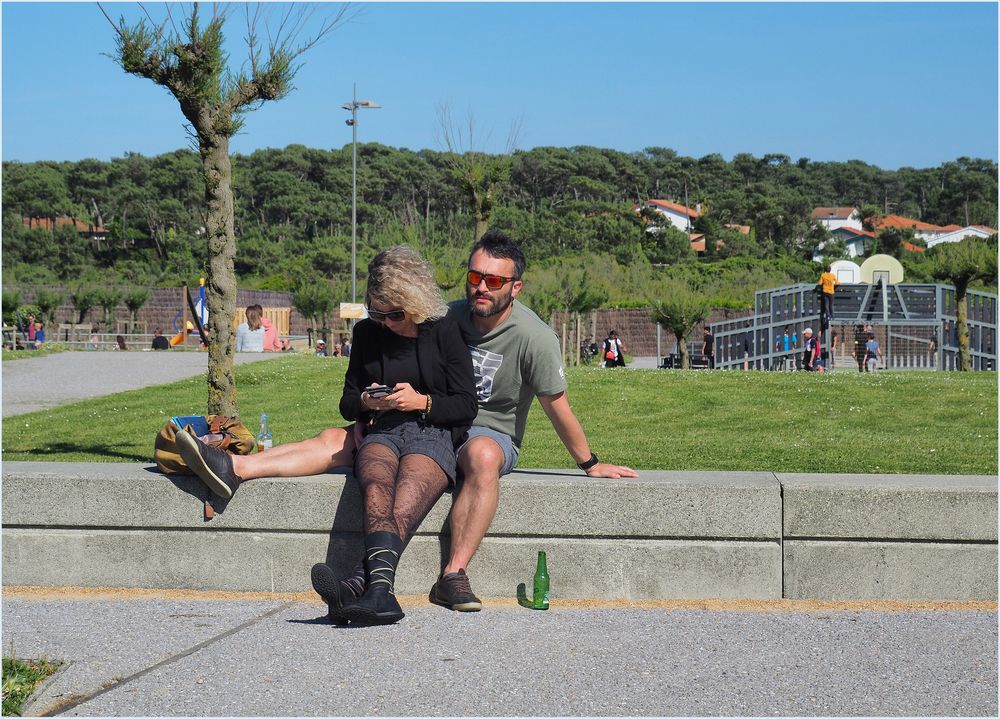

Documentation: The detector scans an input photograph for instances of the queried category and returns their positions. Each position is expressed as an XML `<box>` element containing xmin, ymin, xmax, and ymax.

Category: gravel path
<box><xmin>3</xmin><ymin>590</ymin><xmax>995</xmax><ymax>717</ymax></box>
<box><xmin>1</xmin><ymin>351</ymin><xmax>283</xmax><ymax>417</ymax></box>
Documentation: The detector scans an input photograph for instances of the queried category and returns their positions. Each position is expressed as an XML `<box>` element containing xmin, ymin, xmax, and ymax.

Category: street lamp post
<box><xmin>342</xmin><ymin>84</ymin><xmax>380</xmax><ymax>305</ymax></box>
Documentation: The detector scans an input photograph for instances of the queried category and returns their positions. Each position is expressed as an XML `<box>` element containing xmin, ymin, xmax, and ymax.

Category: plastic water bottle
<box><xmin>257</xmin><ymin>413</ymin><xmax>272</xmax><ymax>452</ymax></box>
<box><xmin>532</xmin><ymin>550</ymin><xmax>549</xmax><ymax>610</ymax></box>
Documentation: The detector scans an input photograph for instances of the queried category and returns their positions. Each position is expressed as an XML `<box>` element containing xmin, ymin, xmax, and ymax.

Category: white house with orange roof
<box><xmin>873</xmin><ymin>214</ymin><xmax>948</xmax><ymax>243</ymax></box>
<box><xmin>643</xmin><ymin>199</ymin><xmax>701</xmax><ymax>232</ymax></box>
<box><xmin>811</xmin><ymin>207</ymin><xmax>862</xmax><ymax>232</ymax></box>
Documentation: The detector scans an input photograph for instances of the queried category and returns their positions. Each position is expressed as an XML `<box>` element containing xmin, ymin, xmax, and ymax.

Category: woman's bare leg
<box><xmin>231</xmin><ymin>426</ymin><xmax>354</xmax><ymax>480</ymax></box>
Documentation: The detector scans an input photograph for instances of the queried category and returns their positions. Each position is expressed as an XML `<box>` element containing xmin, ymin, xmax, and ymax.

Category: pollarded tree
<box><xmin>95</xmin><ymin>287</ymin><xmax>124</xmax><ymax>331</ymax></box>
<box><xmin>929</xmin><ymin>237</ymin><xmax>998</xmax><ymax>371</ymax></box>
<box><xmin>124</xmin><ymin>287</ymin><xmax>151</xmax><ymax>334</ymax></box>
<box><xmin>34</xmin><ymin>289</ymin><xmax>64</xmax><ymax>329</ymax></box>
<box><xmin>102</xmin><ymin>3</ymin><xmax>345</xmax><ymax>414</ymax></box>
<box><xmin>437</xmin><ymin>105</ymin><xmax>520</xmax><ymax>242</ymax></box>
<box><xmin>649</xmin><ymin>280</ymin><xmax>713</xmax><ymax>370</ymax></box>
<box><xmin>70</xmin><ymin>286</ymin><xmax>100</xmax><ymax>325</ymax></box>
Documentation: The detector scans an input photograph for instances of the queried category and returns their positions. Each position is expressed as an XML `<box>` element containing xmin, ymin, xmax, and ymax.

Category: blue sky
<box><xmin>3</xmin><ymin>2</ymin><xmax>997</xmax><ymax>169</ymax></box>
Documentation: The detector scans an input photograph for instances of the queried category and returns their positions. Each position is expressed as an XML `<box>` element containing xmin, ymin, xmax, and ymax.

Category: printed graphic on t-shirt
<box><xmin>469</xmin><ymin>346</ymin><xmax>503</xmax><ymax>402</ymax></box>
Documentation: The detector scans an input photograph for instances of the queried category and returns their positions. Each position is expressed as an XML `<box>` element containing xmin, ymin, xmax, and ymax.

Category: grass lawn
<box><xmin>1</xmin><ymin>344</ymin><xmax>68</xmax><ymax>361</ymax></box>
<box><xmin>2</xmin><ymin>656</ymin><xmax>58</xmax><ymax>716</ymax></box>
<box><xmin>2</xmin><ymin>355</ymin><xmax>996</xmax><ymax>474</ymax></box>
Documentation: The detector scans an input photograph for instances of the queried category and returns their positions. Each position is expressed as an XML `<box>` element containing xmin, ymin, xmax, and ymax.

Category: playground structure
<box><xmin>709</xmin><ymin>279</ymin><xmax>998</xmax><ymax>371</ymax></box>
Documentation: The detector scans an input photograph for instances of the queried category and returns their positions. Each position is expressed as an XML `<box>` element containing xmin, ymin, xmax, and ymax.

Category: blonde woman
<box><xmin>235</xmin><ymin>304</ymin><xmax>265</xmax><ymax>352</ymax></box>
<box><xmin>312</xmin><ymin>245</ymin><xmax>477</xmax><ymax>625</ymax></box>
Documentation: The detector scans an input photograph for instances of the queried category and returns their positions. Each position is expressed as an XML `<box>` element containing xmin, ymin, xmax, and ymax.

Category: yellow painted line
<box><xmin>4</xmin><ymin>586</ymin><xmax>995</xmax><ymax>612</ymax></box>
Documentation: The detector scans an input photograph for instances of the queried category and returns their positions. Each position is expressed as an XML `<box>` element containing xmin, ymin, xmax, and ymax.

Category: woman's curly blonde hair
<box><xmin>365</xmin><ymin>245</ymin><xmax>448</xmax><ymax>324</ymax></box>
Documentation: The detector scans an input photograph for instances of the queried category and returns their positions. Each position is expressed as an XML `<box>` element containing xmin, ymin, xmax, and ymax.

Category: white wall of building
<box><xmin>648</xmin><ymin>205</ymin><xmax>694</xmax><ymax>232</ymax></box>
<box><xmin>926</xmin><ymin>227</ymin><xmax>993</xmax><ymax>248</ymax></box>
<box><xmin>815</xmin><ymin>210</ymin><xmax>863</xmax><ymax>232</ymax></box>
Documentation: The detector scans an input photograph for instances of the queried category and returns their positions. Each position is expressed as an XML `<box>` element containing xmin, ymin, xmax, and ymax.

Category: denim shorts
<box><xmin>457</xmin><ymin>425</ymin><xmax>520</xmax><ymax>478</ymax></box>
<box><xmin>360</xmin><ymin>416</ymin><xmax>458</xmax><ymax>482</ymax></box>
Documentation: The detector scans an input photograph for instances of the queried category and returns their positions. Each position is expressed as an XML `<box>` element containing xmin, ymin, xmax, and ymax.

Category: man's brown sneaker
<box><xmin>429</xmin><ymin>569</ymin><xmax>482</xmax><ymax>612</ymax></box>
<box><xmin>175</xmin><ymin>429</ymin><xmax>240</xmax><ymax>499</ymax></box>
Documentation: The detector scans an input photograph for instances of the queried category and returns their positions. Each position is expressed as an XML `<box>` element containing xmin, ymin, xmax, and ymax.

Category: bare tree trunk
<box><xmin>676</xmin><ymin>332</ymin><xmax>690</xmax><ymax>369</ymax></box>
<box><xmin>202</xmin><ymin>135</ymin><xmax>238</xmax><ymax>416</ymax></box>
<box><xmin>574</xmin><ymin>313</ymin><xmax>581</xmax><ymax>367</ymax></box>
<box><xmin>560</xmin><ymin>316</ymin><xmax>567</xmax><ymax>365</ymax></box>
<box><xmin>956</xmin><ymin>282</ymin><xmax>971</xmax><ymax>371</ymax></box>
<box><xmin>91</xmin><ymin>198</ymin><xmax>105</xmax><ymax>228</ymax></box>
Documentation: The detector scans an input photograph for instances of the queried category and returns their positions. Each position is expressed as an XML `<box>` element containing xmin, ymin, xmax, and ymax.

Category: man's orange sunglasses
<box><xmin>467</xmin><ymin>270</ymin><xmax>517</xmax><ymax>291</ymax></box>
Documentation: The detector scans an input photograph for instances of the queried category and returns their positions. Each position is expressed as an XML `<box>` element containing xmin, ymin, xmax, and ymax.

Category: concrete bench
<box><xmin>2</xmin><ymin>462</ymin><xmax>995</xmax><ymax>600</ymax></box>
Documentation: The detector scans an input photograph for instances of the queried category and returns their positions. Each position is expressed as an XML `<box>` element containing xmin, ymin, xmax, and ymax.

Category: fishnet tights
<box><xmin>354</xmin><ymin>442</ymin><xmax>449</xmax><ymax>539</ymax></box>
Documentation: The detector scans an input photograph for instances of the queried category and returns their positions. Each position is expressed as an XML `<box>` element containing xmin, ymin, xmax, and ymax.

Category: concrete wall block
<box><xmin>493</xmin><ymin>470</ymin><xmax>780</xmax><ymax>538</ymax></box>
<box><xmin>779</xmin><ymin>474</ymin><xmax>998</xmax><ymax>541</ymax></box>
<box><xmin>455</xmin><ymin>537</ymin><xmax>782</xmax><ymax>600</ymax></box>
<box><xmin>2</xmin><ymin>528</ymin><xmax>781</xmax><ymax>599</ymax></box>
<box><xmin>1</xmin><ymin>463</ymin><xmax>780</xmax><ymax>540</ymax></box>
<box><xmin>784</xmin><ymin>540</ymin><xmax>998</xmax><ymax>601</ymax></box>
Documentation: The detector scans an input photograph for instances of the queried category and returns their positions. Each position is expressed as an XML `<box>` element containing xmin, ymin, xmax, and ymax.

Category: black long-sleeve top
<box><xmin>339</xmin><ymin>316</ymin><xmax>478</xmax><ymax>447</ymax></box>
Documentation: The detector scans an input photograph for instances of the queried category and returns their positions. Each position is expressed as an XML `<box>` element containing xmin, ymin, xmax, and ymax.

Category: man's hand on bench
<box><xmin>585</xmin><ymin>462</ymin><xmax>638</xmax><ymax>479</ymax></box>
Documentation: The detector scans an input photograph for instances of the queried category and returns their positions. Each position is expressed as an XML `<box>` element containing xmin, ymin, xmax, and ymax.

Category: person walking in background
<box><xmin>852</xmin><ymin>324</ymin><xmax>867</xmax><ymax>372</ymax></box>
<box><xmin>776</xmin><ymin>326</ymin><xmax>793</xmax><ymax>370</ymax></box>
<box><xmin>801</xmin><ymin>327</ymin><xmax>818</xmax><ymax>371</ymax></box>
<box><xmin>235</xmin><ymin>304</ymin><xmax>265</xmax><ymax>352</ymax></box>
<box><xmin>341</xmin><ymin>337</ymin><xmax>352</xmax><ymax>357</ymax></box>
<box><xmin>818</xmin><ymin>265</ymin><xmax>838</xmax><ymax>327</ymax></box>
<box><xmin>24</xmin><ymin>313</ymin><xmax>36</xmax><ymax>346</ymax></box>
<box><xmin>151</xmin><ymin>329</ymin><xmax>170</xmax><ymax>350</ymax></box>
<box><xmin>702</xmin><ymin>327</ymin><xmax>715</xmax><ymax>369</ymax></box>
<box><xmin>603</xmin><ymin>329</ymin><xmax>626</xmax><ymax>368</ymax></box>
<box><xmin>864</xmin><ymin>331</ymin><xmax>883</xmax><ymax>372</ymax></box>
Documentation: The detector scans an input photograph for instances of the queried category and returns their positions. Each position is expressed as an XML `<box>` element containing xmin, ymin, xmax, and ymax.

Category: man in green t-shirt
<box><xmin>176</xmin><ymin>230</ymin><xmax>636</xmax><ymax>616</ymax></box>
<box><xmin>428</xmin><ymin>229</ymin><xmax>637</xmax><ymax>612</ymax></box>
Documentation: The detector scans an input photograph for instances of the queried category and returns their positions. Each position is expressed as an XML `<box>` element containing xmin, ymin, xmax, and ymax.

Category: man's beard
<box><xmin>468</xmin><ymin>286</ymin><xmax>514</xmax><ymax>318</ymax></box>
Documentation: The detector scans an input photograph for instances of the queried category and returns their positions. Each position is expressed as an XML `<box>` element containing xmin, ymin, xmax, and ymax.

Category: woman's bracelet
<box><xmin>424</xmin><ymin>394</ymin><xmax>432</xmax><ymax>414</ymax></box>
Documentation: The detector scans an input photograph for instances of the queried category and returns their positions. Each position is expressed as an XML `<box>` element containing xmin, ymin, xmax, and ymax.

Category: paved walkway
<box><xmin>3</xmin><ymin>589</ymin><xmax>996</xmax><ymax>717</ymax></box>
<box><xmin>1</xmin><ymin>351</ymin><xmax>283</xmax><ymax>417</ymax></box>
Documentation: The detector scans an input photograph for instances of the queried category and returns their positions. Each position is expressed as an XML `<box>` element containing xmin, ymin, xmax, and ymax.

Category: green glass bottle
<box><xmin>532</xmin><ymin>550</ymin><xmax>549</xmax><ymax>610</ymax></box>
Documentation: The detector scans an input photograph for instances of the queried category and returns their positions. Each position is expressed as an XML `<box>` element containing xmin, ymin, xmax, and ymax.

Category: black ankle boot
<box><xmin>310</xmin><ymin>562</ymin><xmax>363</xmax><ymax>626</ymax></box>
<box><xmin>341</xmin><ymin>531</ymin><xmax>404</xmax><ymax>625</ymax></box>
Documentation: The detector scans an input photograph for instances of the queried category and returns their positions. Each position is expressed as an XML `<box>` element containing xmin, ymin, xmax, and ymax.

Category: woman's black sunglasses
<box><xmin>367</xmin><ymin>307</ymin><xmax>406</xmax><ymax>322</ymax></box>
<box><xmin>467</xmin><ymin>270</ymin><xmax>517</xmax><ymax>291</ymax></box>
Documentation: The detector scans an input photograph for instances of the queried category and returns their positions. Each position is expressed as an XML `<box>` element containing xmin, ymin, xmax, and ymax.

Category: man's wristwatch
<box><xmin>577</xmin><ymin>453</ymin><xmax>599</xmax><ymax>471</ymax></box>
